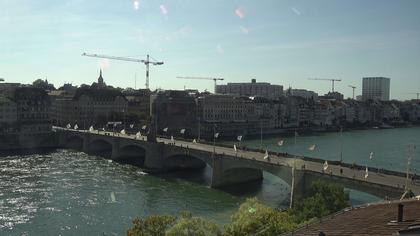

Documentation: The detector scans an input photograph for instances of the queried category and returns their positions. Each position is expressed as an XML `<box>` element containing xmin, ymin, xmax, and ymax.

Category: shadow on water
<box><xmin>155</xmin><ymin>165</ymin><xmax>212</xmax><ymax>186</ymax></box>
<box><xmin>217</xmin><ymin>179</ymin><xmax>263</xmax><ymax>196</ymax></box>
<box><xmin>157</xmin><ymin>168</ymin><xmax>291</xmax><ymax>209</ymax></box>
<box><xmin>0</xmin><ymin>148</ymin><xmax>58</xmax><ymax>158</ymax></box>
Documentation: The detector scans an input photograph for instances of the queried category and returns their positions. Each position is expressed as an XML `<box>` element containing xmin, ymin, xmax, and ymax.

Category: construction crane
<box><xmin>82</xmin><ymin>53</ymin><xmax>163</xmax><ymax>90</ymax></box>
<box><xmin>177</xmin><ymin>76</ymin><xmax>224</xmax><ymax>93</ymax></box>
<box><xmin>408</xmin><ymin>92</ymin><xmax>420</xmax><ymax>100</ymax></box>
<box><xmin>348</xmin><ymin>85</ymin><xmax>356</xmax><ymax>99</ymax></box>
<box><xmin>308</xmin><ymin>78</ymin><xmax>342</xmax><ymax>92</ymax></box>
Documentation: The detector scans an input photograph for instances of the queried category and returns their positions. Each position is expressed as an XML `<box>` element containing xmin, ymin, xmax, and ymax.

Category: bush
<box><xmin>291</xmin><ymin>180</ymin><xmax>349</xmax><ymax>222</ymax></box>
<box><xmin>127</xmin><ymin>212</ymin><xmax>221</xmax><ymax>236</ymax></box>
<box><xmin>127</xmin><ymin>181</ymin><xmax>349</xmax><ymax>235</ymax></box>
<box><xmin>224</xmin><ymin>198</ymin><xmax>297</xmax><ymax>236</ymax></box>
<box><xmin>127</xmin><ymin>215</ymin><xmax>177</xmax><ymax>236</ymax></box>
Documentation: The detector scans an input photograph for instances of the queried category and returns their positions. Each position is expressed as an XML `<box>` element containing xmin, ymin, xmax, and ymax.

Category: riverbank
<box><xmin>236</xmin><ymin>122</ymin><xmax>420</xmax><ymax>140</ymax></box>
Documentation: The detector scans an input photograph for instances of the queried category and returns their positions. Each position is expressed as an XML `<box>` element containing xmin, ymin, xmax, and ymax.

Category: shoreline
<box><xmin>232</xmin><ymin>122</ymin><xmax>420</xmax><ymax>140</ymax></box>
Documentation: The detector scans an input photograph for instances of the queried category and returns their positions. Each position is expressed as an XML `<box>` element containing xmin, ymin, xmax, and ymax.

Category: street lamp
<box><xmin>213</xmin><ymin>124</ymin><xmax>219</xmax><ymax>156</ymax></box>
<box><xmin>260</xmin><ymin>120</ymin><xmax>263</xmax><ymax>150</ymax></box>
<box><xmin>339</xmin><ymin>127</ymin><xmax>343</xmax><ymax>163</ymax></box>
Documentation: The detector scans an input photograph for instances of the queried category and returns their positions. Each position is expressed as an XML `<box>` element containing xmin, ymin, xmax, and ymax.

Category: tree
<box><xmin>32</xmin><ymin>79</ymin><xmax>55</xmax><ymax>91</ymax></box>
<box><xmin>223</xmin><ymin>198</ymin><xmax>297</xmax><ymax>236</ymax></box>
<box><xmin>166</xmin><ymin>212</ymin><xmax>221</xmax><ymax>236</ymax></box>
<box><xmin>127</xmin><ymin>212</ymin><xmax>221</xmax><ymax>236</ymax></box>
<box><xmin>291</xmin><ymin>180</ymin><xmax>349</xmax><ymax>222</ymax></box>
<box><xmin>127</xmin><ymin>215</ymin><xmax>177</xmax><ymax>236</ymax></box>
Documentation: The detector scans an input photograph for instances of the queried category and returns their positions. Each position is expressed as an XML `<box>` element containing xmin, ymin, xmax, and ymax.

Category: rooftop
<box><xmin>283</xmin><ymin>199</ymin><xmax>420</xmax><ymax>236</ymax></box>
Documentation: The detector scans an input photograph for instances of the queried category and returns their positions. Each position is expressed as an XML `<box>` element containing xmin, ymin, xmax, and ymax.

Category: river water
<box><xmin>1</xmin><ymin>127</ymin><xmax>419</xmax><ymax>235</ymax></box>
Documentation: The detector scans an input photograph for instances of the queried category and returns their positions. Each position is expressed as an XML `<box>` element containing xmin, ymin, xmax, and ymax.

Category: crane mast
<box><xmin>82</xmin><ymin>53</ymin><xmax>163</xmax><ymax>89</ymax></box>
<box><xmin>348</xmin><ymin>85</ymin><xmax>356</xmax><ymax>99</ymax></box>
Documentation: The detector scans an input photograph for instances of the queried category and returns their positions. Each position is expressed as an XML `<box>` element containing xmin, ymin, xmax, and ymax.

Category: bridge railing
<box><xmin>58</xmin><ymin>128</ymin><xmax>416</xmax><ymax>180</ymax></box>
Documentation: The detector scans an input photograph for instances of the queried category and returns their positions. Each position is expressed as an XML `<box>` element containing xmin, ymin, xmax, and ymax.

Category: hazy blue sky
<box><xmin>1</xmin><ymin>0</ymin><xmax>419</xmax><ymax>99</ymax></box>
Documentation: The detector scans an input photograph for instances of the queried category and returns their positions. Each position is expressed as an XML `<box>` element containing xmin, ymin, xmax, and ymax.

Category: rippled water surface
<box><xmin>3</xmin><ymin>127</ymin><xmax>418</xmax><ymax>235</ymax></box>
<box><xmin>239</xmin><ymin>126</ymin><xmax>420</xmax><ymax>172</ymax></box>
<box><xmin>0</xmin><ymin>150</ymin><xmax>243</xmax><ymax>235</ymax></box>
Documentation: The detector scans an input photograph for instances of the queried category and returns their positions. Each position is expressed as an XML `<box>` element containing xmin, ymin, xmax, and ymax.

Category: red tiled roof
<box><xmin>284</xmin><ymin>199</ymin><xmax>420</xmax><ymax>236</ymax></box>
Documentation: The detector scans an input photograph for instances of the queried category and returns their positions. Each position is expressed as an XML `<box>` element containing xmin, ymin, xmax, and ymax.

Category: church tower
<box><xmin>97</xmin><ymin>69</ymin><xmax>106</xmax><ymax>88</ymax></box>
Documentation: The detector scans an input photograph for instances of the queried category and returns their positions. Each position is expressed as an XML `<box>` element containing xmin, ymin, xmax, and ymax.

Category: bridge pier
<box><xmin>143</xmin><ymin>142</ymin><xmax>166</xmax><ymax>171</ymax></box>
<box><xmin>82</xmin><ymin>134</ymin><xmax>90</xmax><ymax>153</ymax></box>
<box><xmin>111</xmin><ymin>138</ymin><xmax>120</xmax><ymax>160</ymax></box>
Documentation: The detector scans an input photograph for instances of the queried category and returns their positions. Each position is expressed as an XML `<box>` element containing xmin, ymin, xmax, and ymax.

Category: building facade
<box><xmin>151</xmin><ymin>90</ymin><xmax>197</xmax><ymax>137</ymax></box>
<box><xmin>122</xmin><ymin>88</ymin><xmax>151</xmax><ymax>125</ymax></box>
<box><xmin>362</xmin><ymin>77</ymin><xmax>390</xmax><ymax>101</ymax></box>
<box><xmin>289</xmin><ymin>89</ymin><xmax>318</xmax><ymax>100</ymax></box>
<box><xmin>215</xmin><ymin>79</ymin><xmax>283</xmax><ymax>100</ymax></box>
<box><xmin>2</xmin><ymin>87</ymin><xmax>53</xmax><ymax>148</ymax></box>
<box><xmin>50</xmin><ymin>71</ymin><xmax>128</xmax><ymax>129</ymax></box>
<box><xmin>0</xmin><ymin>96</ymin><xmax>17</xmax><ymax>134</ymax></box>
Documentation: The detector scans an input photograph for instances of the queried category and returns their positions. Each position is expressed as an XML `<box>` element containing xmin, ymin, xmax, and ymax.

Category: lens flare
<box><xmin>235</xmin><ymin>7</ymin><xmax>245</xmax><ymax>19</ymax></box>
<box><xmin>98</xmin><ymin>59</ymin><xmax>109</xmax><ymax>69</ymax></box>
<box><xmin>240</xmin><ymin>26</ymin><xmax>249</xmax><ymax>34</ymax></box>
<box><xmin>160</xmin><ymin>4</ymin><xmax>168</xmax><ymax>15</ymax></box>
<box><xmin>133</xmin><ymin>0</ymin><xmax>140</xmax><ymax>10</ymax></box>
<box><xmin>216</xmin><ymin>44</ymin><xmax>224</xmax><ymax>54</ymax></box>
<box><xmin>291</xmin><ymin>7</ymin><xmax>301</xmax><ymax>16</ymax></box>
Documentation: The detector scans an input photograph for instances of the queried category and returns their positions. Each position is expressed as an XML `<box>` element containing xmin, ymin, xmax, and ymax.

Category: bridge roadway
<box><xmin>54</xmin><ymin>127</ymin><xmax>420</xmax><ymax>198</ymax></box>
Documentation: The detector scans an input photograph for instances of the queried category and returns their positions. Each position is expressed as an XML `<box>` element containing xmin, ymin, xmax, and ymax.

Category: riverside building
<box><xmin>362</xmin><ymin>77</ymin><xmax>390</xmax><ymax>101</ymax></box>
<box><xmin>215</xmin><ymin>79</ymin><xmax>283</xmax><ymax>100</ymax></box>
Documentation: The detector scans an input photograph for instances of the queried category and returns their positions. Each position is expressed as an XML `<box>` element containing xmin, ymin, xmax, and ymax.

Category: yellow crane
<box><xmin>308</xmin><ymin>78</ymin><xmax>342</xmax><ymax>92</ymax></box>
<box><xmin>177</xmin><ymin>76</ymin><xmax>224</xmax><ymax>93</ymax></box>
<box><xmin>82</xmin><ymin>53</ymin><xmax>164</xmax><ymax>89</ymax></box>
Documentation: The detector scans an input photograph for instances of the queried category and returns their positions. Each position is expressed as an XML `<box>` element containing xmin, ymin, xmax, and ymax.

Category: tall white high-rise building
<box><xmin>362</xmin><ymin>77</ymin><xmax>390</xmax><ymax>101</ymax></box>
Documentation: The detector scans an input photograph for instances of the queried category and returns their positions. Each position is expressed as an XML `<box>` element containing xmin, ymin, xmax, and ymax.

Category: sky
<box><xmin>1</xmin><ymin>0</ymin><xmax>420</xmax><ymax>100</ymax></box>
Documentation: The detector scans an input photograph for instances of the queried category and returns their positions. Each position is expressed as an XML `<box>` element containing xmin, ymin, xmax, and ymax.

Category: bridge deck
<box><xmin>55</xmin><ymin>127</ymin><xmax>420</xmax><ymax>196</ymax></box>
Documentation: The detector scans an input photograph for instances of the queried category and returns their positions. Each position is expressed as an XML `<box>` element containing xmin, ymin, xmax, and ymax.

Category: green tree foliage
<box><xmin>127</xmin><ymin>212</ymin><xmax>221</xmax><ymax>236</ymax></box>
<box><xmin>223</xmin><ymin>198</ymin><xmax>297</xmax><ymax>236</ymax></box>
<box><xmin>127</xmin><ymin>181</ymin><xmax>349</xmax><ymax>236</ymax></box>
<box><xmin>127</xmin><ymin>215</ymin><xmax>177</xmax><ymax>236</ymax></box>
<box><xmin>166</xmin><ymin>212</ymin><xmax>221</xmax><ymax>236</ymax></box>
<box><xmin>291</xmin><ymin>180</ymin><xmax>349</xmax><ymax>222</ymax></box>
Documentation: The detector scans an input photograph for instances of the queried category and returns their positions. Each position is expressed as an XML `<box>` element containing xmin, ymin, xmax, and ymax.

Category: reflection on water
<box><xmin>0</xmin><ymin>150</ymin><xmax>240</xmax><ymax>235</ymax></box>
<box><xmin>0</xmin><ymin>149</ymin><xmax>382</xmax><ymax>235</ymax></box>
<box><xmin>235</xmin><ymin>127</ymin><xmax>420</xmax><ymax>172</ymax></box>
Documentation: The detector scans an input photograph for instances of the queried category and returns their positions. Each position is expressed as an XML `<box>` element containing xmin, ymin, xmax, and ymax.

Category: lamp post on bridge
<box><xmin>213</xmin><ymin>124</ymin><xmax>219</xmax><ymax>157</ymax></box>
<box><xmin>405</xmin><ymin>144</ymin><xmax>415</xmax><ymax>192</ymax></box>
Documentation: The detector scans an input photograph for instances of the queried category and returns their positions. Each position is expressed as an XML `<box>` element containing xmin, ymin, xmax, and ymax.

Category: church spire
<box><xmin>98</xmin><ymin>69</ymin><xmax>104</xmax><ymax>85</ymax></box>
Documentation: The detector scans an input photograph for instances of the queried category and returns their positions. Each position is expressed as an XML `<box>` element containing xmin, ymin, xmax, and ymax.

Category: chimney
<box><xmin>397</xmin><ymin>203</ymin><xmax>404</xmax><ymax>222</ymax></box>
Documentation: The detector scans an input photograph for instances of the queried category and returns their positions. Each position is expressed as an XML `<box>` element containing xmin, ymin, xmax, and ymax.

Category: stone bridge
<box><xmin>57</xmin><ymin>129</ymin><xmax>414</xmax><ymax>201</ymax></box>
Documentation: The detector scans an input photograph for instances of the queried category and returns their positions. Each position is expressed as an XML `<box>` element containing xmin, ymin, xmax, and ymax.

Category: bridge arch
<box><xmin>87</xmin><ymin>139</ymin><xmax>112</xmax><ymax>158</ymax></box>
<box><xmin>66</xmin><ymin>135</ymin><xmax>84</xmax><ymax>150</ymax></box>
<box><xmin>164</xmin><ymin>153</ymin><xmax>208</xmax><ymax>171</ymax></box>
<box><xmin>117</xmin><ymin>144</ymin><xmax>146</xmax><ymax>167</ymax></box>
<box><xmin>216</xmin><ymin>162</ymin><xmax>295</xmax><ymax>189</ymax></box>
